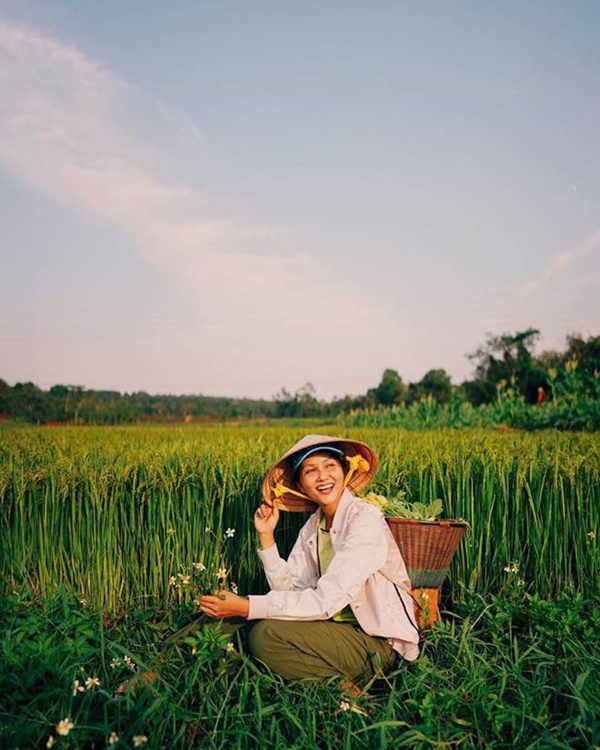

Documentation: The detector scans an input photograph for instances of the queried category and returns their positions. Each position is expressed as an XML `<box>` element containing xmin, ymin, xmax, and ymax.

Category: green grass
<box><xmin>1</xmin><ymin>425</ymin><xmax>599</xmax><ymax>748</ymax></box>
<box><xmin>1</xmin><ymin>589</ymin><xmax>598</xmax><ymax>749</ymax></box>
<box><xmin>1</xmin><ymin>426</ymin><xmax>599</xmax><ymax>610</ymax></box>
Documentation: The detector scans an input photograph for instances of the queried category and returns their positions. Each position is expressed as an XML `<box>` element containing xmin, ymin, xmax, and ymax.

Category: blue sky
<box><xmin>1</xmin><ymin>1</ymin><xmax>599</xmax><ymax>399</ymax></box>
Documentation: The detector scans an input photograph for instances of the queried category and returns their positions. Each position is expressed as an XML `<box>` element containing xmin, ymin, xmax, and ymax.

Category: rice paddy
<box><xmin>1</xmin><ymin>425</ymin><xmax>598</xmax><ymax>748</ymax></box>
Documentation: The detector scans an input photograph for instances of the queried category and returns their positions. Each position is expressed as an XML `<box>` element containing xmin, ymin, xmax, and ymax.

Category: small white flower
<box><xmin>56</xmin><ymin>718</ymin><xmax>74</xmax><ymax>736</ymax></box>
<box><xmin>516</xmin><ymin>578</ymin><xmax>525</xmax><ymax>587</ymax></box>
<box><xmin>588</xmin><ymin>531</ymin><xmax>596</xmax><ymax>540</ymax></box>
<box><xmin>109</xmin><ymin>657</ymin><xmax>121</xmax><ymax>669</ymax></box>
<box><xmin>339</xmin><ymin>699</ymin><xmax>350</xmax><ymax>712</ymax></box>
<box><xmin>46</xmin><ymin>736</ymin><xmax>56</xmax><ymax>748</ymax></box>
<box><xmin>123</xmin><ymin>655</ymin><xmax>136</xmax><ymax>670</ymax></box>
<box><xmin>193</xmin><ymin>561</ymin><xmax>206</xmax><ymax>571</ymax></box>
<box><xmin>217</xmin><ymin>567</ymin><xmax>227</xmax><ymax>580</ymax></box>
<box><xmin>108</xmin><ymin>730</ymin><xmax>119</xmax><ymax>744</ymax></box>
<box><xmin>225</xmin><ymin>528</ymin><xmax>236</xmax><ymax>538</ymax></box>
<box><xmin>133</xmin><ymin>736</ymin><xmax>148</xmax><ymax>747</ymax></box>
<box><xmin>72</xmin><ymin>679</ymin><xmax>85</xmax><ymax>696</ymax></box>
<box><xmin>85</xmin><ymin>676</ymin><xmax>101</xmax><ymax>689</ymax></box>
<box><xmin>169</xmin><ymin>576</ymin><xmax>177</xmax><ymax>586</ymax></box>
<box><xmin>178</xmin><ymin>574</ymin><xmax>191</xmax><ymax>585</ymax></box>
<box><xmin>226</xmin><ymin>642</ymin><xmax>236</xmax><ymax>653</ymax></box>
<box><xmin>503</xmin><ymin>562</ymin><xmax>520</xmax><ymax>574</ymax></box>
<box><xmin>231</xmin><ymin>582</ymin><xmax>238</xmax><ymax>595</ymax></box>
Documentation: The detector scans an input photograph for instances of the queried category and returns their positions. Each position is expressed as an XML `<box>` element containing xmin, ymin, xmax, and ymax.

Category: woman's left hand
<box><xmin>198</xmin><ymin>591</ymin><xmax>250</xmax><ymax>619</ymax></box>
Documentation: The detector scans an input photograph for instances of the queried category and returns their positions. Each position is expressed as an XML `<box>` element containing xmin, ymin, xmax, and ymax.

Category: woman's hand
<box><xmin>198</xmin><ymin>591</ymin><xmax>250</xmax><ymax>619</ymax></box>
<box><xmin>254</xmin><ymin>502</ymin><xmax>279</xmax><ymax>549</ymax></box>
<box><xmin>254</xmin><ymin>502</ymin><xmax>279</xmax><ymax>534</ymax></box>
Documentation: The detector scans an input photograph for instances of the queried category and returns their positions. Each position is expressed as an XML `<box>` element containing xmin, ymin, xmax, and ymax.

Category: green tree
<box><xmin>410</xmin><ymin>368</ymin><xmax>453</xmax><ymax>405</ymax></box>
<box><xmin>0</xmin><ymin>378</ymin><xmax>12</xmax><ymax>416</ymax></box>
<box><xmin>465</xmin><ymin>328</ymin><xmax>547</xmax><ymax>404</ymax></box>
<box><xmin>11</xmin><ymin>382</ymin><xmax>49</xmax><ymax>423</ymax></box>
<box><xmin>368</xmin><ymin>369</ymin><xmax>407</xmax><ymax>406</ymax></box>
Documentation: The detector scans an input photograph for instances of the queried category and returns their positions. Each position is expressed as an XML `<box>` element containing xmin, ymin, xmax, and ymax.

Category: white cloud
<box><xmin>0</xmin><ymin>16</ymin><xmax>409</xmax><ymax>397</ymax></box>
<box><xmin>517</xmin><ymin>228</ymin><xmax>600</xmax><ymax>297</ymax></box>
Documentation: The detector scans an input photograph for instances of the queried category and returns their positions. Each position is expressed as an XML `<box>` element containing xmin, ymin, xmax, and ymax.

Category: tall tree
<box><xmin>416</xmin><ymin>368</ymin><xmax>454</xmax><ymax>404</ymax></box>
<box><xmin>465</xmin><ymin>328</ymin><xmax>547</xmax><ymax>404</ymax></box>
<box><xmin>368</xmin><ymin>369</ymin><xmax>407</xmax><ymax>406</ymax></box>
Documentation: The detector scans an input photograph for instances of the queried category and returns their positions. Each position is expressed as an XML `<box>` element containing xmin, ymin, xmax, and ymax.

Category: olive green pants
<box><xmin>248</xmin><ymin>619</ymin><xmax>398</xmax><ymax>683</ymax></box>
<box><xmin>167</xmin><ymin>616</ymin><xmax>397</xmax><ymax>683</ymax></box>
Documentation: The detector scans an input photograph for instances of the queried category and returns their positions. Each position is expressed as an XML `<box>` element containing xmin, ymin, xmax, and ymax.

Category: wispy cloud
<box><xmin>517</xmin><ymin>228</ymin><xmax>600</xmax><ymax>297</ymax></box>
<box><xmin>0</xmin><ymin>16</ymin><xmax>406</xmax><ymax>396</ymax></box>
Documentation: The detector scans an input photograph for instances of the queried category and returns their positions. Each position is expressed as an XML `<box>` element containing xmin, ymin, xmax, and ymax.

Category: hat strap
<box><xmin>342</xmin><ymin>454</ymin><xmax>370</xmax><ymax>488</ymax></box>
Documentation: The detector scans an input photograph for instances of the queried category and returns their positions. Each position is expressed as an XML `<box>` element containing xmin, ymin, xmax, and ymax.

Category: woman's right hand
<box><xmin>254</xmin><ymin>502</ymin><xmax>279</xmax><ymax>548</ymax></box>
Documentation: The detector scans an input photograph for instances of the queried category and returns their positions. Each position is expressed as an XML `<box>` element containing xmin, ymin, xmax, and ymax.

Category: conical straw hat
<box><xmin>262</xmin><ymin>434</ymin><xmax>378</xmax><ymax>512</ymax></box>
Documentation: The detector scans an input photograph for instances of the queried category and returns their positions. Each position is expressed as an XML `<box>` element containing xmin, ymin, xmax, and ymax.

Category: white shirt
<box><xmin>247</xmin><ymin>490</ymin><xmax>420</xmax><ymax>661</ymax></box>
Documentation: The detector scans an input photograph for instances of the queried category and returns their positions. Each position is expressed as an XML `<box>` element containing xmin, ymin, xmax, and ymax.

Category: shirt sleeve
<box><xmin>247</xmin><ymin>509</ymin><xmax>388</xmax><ymax>621</ymax></box>
<box><xmin>255</xmin><ymin>522</ymin><xmax>318</xmax><ymax>592</ymax></box>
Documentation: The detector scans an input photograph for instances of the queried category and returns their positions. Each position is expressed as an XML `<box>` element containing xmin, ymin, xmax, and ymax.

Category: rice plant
<box><xmin>1</xmin><ymin>426</ymin><xmax>598</xmax><ymax>610</ymax></box>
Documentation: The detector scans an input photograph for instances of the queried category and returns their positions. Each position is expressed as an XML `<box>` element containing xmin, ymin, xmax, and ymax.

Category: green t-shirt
<box><xmin>317</xmin><ymin>516</ymin><xmax>358</xmax><ymax>625</ymax></box>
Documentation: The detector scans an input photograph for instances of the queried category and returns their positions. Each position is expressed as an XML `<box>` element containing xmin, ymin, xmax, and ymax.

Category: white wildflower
<box><xmin>72</xmin><ymin>679</ymin><xmax>85</xmax><ymax>696</ymax></box>
<box><xmin>108</xmin><ymin>731</ymin><xmax>119</xmax><ymax>744</ymax></box>
<box><xmin>225</xmin><ymin>528</ymin><xmax>236</xmax><ymax>538</ymax></box>
<box><xmin>133</xmin><ymin>736</ymin><xmax>148</xmax><ymax>747</ymax></box>
<box><xmin>56</xmin><ymin>718</ymin><xmax>74</xmax><ymax>736</ymax></box>
<box><xmin>85</xmin><ymin>676</ymin><xmax>101</xmax><ymax>689</ymax></box>
<box><xmin>217</xmin><ymin>567</ymin><xmax>227</xmax><ymax>580</ymax></box>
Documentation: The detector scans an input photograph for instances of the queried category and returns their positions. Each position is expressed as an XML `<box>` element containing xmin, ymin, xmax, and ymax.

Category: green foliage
<box><xmin>1</xmin><ymin>426</ymin><xmax>598</xmax><ymax>611</ymax></box>
<box><xmin>1</xmin><ymin>424</ymin><xmax>599</xmax><ymax>747</ymax></box>
<box><xmin>367</xmin><ymin>368</ymin><xmax>407</xmax><ymax>407</ymax></box>
<box><xmin>2</xmin><ymin>331</ymin><xmax>600</xmax><ymax>429</ymax></box>
<box><xmin>344</xmin><ymin>360</ymin><xmax>600</xmax><ymax>431</ymax></box>
<box><xmin>362</xmin><ymin>492</ymin><xmax>444</xmax><ymax>521</ymax></box>
<box><xmin>1</xmin><ymin>589</ymin><xmax>598</xmax><ymax>749</ymax></box>
<box><xmin>408</xmin><ymin>369</ymin><xmax>454</xmax><ymax>406</ymax></box>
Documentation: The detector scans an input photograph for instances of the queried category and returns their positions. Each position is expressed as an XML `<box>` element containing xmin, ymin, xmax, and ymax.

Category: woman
<box><xmin>199</xmin><ymin>434</ymin><xmax>420</xmax><ymax>685</ymax></box>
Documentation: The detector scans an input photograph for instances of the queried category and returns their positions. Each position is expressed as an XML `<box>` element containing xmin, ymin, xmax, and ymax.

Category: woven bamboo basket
<box><xmin>386</xmin><ymin>518</ymin><xmax>467</xmax><ymax>589</ymax></box>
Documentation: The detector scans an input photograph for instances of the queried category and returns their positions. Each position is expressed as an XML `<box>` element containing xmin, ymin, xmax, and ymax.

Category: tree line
<box><xmin>1</xmin><ymin>329</ymin><xmax>598</xmax><ymax>425</ymax></box>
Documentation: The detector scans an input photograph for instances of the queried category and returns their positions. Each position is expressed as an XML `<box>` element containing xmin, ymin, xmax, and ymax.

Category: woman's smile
<box><xmin>297</xmin><ymin>453</ymin><xmax>345</xmax><ymax>510</ymax></box>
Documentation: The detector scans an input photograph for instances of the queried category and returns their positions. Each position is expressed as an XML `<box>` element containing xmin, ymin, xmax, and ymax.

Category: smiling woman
<box><xmin>199</xmin><ymin>434</ymin><xmax>420</xmax><ymax>687</ymax></box>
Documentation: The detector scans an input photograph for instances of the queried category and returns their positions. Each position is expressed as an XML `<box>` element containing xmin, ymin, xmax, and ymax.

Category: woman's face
<box><xmin>296</xmin><ymin>452</ymin><xmax>346</xmax><ymax>511</ymax></box>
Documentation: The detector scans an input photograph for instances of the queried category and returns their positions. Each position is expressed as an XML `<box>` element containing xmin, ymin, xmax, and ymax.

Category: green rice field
<box><xmin>1</xmin><ymin>425</ymin><xmax>599</xmax><ymax>748</ymax></box>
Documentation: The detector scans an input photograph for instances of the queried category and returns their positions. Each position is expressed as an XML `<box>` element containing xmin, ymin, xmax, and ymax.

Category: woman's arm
<box><xmin>254</xmin><ymin>502</ymin><xmax>279</xmax><ymax>550</ymax></box>
<box><xmin>248</xmin><ymin>510</ymin><xmax>387</xmax><ymax>620</ymax></box>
